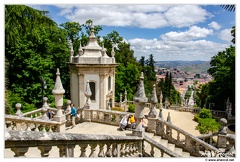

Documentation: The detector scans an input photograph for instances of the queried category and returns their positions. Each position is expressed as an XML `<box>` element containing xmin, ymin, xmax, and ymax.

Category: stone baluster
<box><xmin>42</xmin><ymin>124</ymin><xmax>46</xmax><ymax>132</ymax></box>
<box><xmin>38</xmin><ymin>146</ymin><xmax>52</xmax><ymax>157</ymax></box>
<box><xmin>26</xmin><ymin>122</ymin><xmax>31</xmax><ymax>131</ymax></box>
<box><xmin>177</xmin><ymin>132</ymin><xmax>180</xmax><ymax>142</ymax></box>
<box><xmin>34</xmin><ymin>123</ymin><xmax>40</xmax><ymax>132</ymax></box>
<box><xmin>166</xmin><ymin>112</ymin><xmax>172</xmax><ymax>137</ymax></box>
<box><xmin>11</xmin><ymin>147</ymin><xmax>29</xmax><ymax>157</ymax></box>
<box><xmin>52</xmin><ymin>68</ymin><xmax>66</xmax><ymax>132</ymax></box>
<box><xmin>128</xmin><ymin>143</ymin><xmax>133</xmax><ymax>156</ymax></box>
<box><xmin>160</xmin><ymin>149</ymin><xmax>164</xmax><ymax>157</ymax></box>
<box><xmin>139</xmin><ymin>141</ymin><xmax>143</xmax><ymax>157</ymax></box>
<box><xmin>89</xmin><ymin>143</ymin><xmax>97</xmax><ymax>157</ymax></box>
<box><xmin>57</xmin><ymin>145</ymin><xmax>66</xmax><ymax>157</ymax></box>
<box><xmin>105</xmin><ymin>143</ymin><xmax>112</xmax><ymax>157</ymax></box>
<box><xmin>98</xmin><ymin>143</ymin><xmax>105</xmax><ymax>157</ymax></box>
<box><xmin>66</xmin><ymin>145</ymin><xmax>75</xmax><ymax>157</ymax></box>
<box><xmin>48</xmin><ymin>125</ymin><xmax>53</xmax><ymax>132</ymax></box>
<box><xmin>79</xmin><ymin>144</ymin><xmax>88</xmax><ymax>157</ymax></box>
<box><xmin>120</xmin><ymin>143</ymin><xmax>125</xmax><ymax>157</ymax></box>
<box><xmin>124</xmin><ymin>143</ymin><xmax>129</xmax><ymax>157</ymax></box>
<box><xmin>112</xmin><ymin>143</ymin><xmax>118</xmax><ymax>157</ymax></box>
<box><xmin>150</xmin><ymin>144</ymin><xmax>155</xmax><ymax>157</ymax></box>
<box><xmin>133</xmin><ymin>72</ymin><xmax>148</xmax><ymax>137</ymax></box>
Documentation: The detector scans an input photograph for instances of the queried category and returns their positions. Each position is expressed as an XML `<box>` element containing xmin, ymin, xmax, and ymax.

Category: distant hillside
<box><xmin>155</xmin><ymin>60</ymin><xmax>210</xmax><ymax>74</ymax></box>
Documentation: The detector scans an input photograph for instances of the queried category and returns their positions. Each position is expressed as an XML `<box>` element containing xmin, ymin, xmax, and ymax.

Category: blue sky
<box><xmin>25</xmin><ymin>3</ymin><xmax>236</xmax><ymax>62</ymax></box>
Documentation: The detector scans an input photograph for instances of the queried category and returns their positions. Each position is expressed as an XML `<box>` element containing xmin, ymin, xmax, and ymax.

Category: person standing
<box><xmin>70</xmin><ymin>103</ymin><xmax>77</xmax><ymax>127</ymax></box>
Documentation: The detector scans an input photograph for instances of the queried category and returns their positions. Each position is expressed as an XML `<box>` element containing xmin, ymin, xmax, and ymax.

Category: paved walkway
<box><xmin>5</xmin><ymin>108</ymin><xmax>201</xmax><ymax>157</ymax></box>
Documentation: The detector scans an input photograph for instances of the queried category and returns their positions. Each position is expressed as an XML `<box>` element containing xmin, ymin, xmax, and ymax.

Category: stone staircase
<box><xmin>143</xmin><ymin>132</ymin><xmax>193</xmax><ymax>157</ymax></box>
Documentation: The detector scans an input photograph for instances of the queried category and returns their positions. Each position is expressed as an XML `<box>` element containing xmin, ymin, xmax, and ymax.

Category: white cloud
<box><xmin>160</xmin><ymin>26</ymin><xmax>213</xmax><ymax>41</ymax></box>
<box><xmin>164</xmin><ymin>5</ymin><xmax>213</xmax><ymax>28</ymax></box>
<box><xmin>208</xmin><ymin>21</ymin><xmax>221</xmax><ymax>30</ymax></box>
<box><xmin>128</xmin><ymin>38</ymin><xmax>230</xmax><ymax>61</ymax></box>
<box><xmin>54</xmin><ymin>4</ymin><xmax>212</xmax><ymax>28</ymax></box>
<box><xmin>218</xmin><ymin>28</ymin><xmax>232</xmax><ymax>43</ymax></box>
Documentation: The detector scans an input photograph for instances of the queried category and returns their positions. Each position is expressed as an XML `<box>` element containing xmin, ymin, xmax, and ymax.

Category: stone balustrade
<box><xmin>143</xmin><ymin>135</ymin><xmax>180</xmax><ymax>157</ymax></box>
<box><xmin>5</xmin><ymin>115</ymin><xmax>62</xmax><ymax>132</ymax></box>
<box><xmin>82</xmin><ymin>109</ymin><xmax>134</xmax><ymax>126</ymax></box>
<box><xmin>152</xmin><ymin>118</ymin><xmax>220</xmax><ymax>157</ymax></box>
<box><xmin>210</xmin><ymin>110</ymin><xmax>226</xmax><ymax>117</ymax></box>
<box><xmin>5</xmin><ymin>129</ymin><xmax>182</xmax><ymax>158</ymax></box>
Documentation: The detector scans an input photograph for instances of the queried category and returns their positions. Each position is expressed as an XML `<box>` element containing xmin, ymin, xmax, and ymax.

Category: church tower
<box><xmin>68</xmin><ymin>23</ymin><xmax>118</xmax><ymax>109</ymax></box>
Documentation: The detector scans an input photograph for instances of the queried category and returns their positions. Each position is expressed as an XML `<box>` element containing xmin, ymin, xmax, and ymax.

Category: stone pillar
<box><xmin>84</xmin><ymin>80</ymin><xmax>92</xmax><ymax>121</ymax></box>
<box><xmin>99</xmin><ymin>73</ymin><xmax>107</xmax><ymax>109</ymax></box>
<box><xmin>52</xmin><ymin>68</ymin><xmax>66</xmax><ymax>132</ymax></box>
<box><xmin>217</xmin><ymin>118</ymin><xmax>228</xmax><ymax>148</ymax></box>
<box><xmin>78</xmin><ymin>73</ymin><xmax>85</xmax><ymax>109</ymax></box>
<box><xmin>132</xmin><ymin>72</ymin><xmax>148</xmax><ymax>137</ymax></box>
<box><xmin>147</xmin><ymin>84</ymin><xmax>158</xmax><ymax>133</ymax></box>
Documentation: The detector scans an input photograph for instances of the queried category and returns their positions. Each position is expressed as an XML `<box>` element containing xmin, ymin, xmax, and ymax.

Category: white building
<box><xmin>68</xmin><ymin>23</ymin><xmax>118</xmax><ymax>109</ymax></box>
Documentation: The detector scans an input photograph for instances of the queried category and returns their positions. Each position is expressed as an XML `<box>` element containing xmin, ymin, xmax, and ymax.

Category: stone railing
<box><xmin>82</xmin><ymin>109</ymin><xmax>134</xmax><ymax>126</ymax></box>
<box><xmin>210</xmin><ymin>110</ymin><xmax>226</xmax><ymax>117</ymax></box>
<box><xmin>5</xmin><ymin>115</ymin><xmax>63</xmax><ymax>132</ymax></box>
<box><xmin>5</xmin><ymin>129</ymin><xmax>180</xmax><ymax>158</ymax></box>
<box><xmin>152</xmin><ymin>118</ymin><xmax>220</xmax><ymax>157</ymax></box>
<box><xmin>23</xmin><ymin>107</ymin><xmax>59</xmax><ymax>118</ymax></box>
<box><xmin>143</xmin><ymin>135</ymin><xmax>180</xmax><ymax>157</ymax></box>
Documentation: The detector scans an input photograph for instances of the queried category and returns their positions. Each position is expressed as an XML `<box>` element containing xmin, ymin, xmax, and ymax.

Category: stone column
<box><xmin>84</xmin><ymin>80</ymin><xmax>92</xmax><ymax>121</ymax></box>
<box><xmin>217</xmin><ymin>118</ymin><xmax>228</xmax><ymax>148</ymax></box>
<box><xmin>132</xmin><ymin>72</ymin><xmax>148</xmax><ymax>137</ymax></box>
<box><xmin>52</xmin><ymin>68</ymin><xmax>66</xmax><ymax>132</ymax></box>
<box><xmin>99</xmin><ymin>73</ymin><xmax>107</xmax><ymax>109</ymax></box>
<box><xmin>78</xmin><ymin>73</ymin><xmax>85</xmax><ymax>109</ymax></box>
<box><xmin>147</xmin><ymin>84</ymin><xmax>158</xmax><ymax>133</ymax></box>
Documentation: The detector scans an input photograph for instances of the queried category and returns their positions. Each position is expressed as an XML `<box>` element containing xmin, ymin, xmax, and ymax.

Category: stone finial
<box><xmin>41</xmin><ymin>97</ymin><xmax>50</xmax><ymax>120</ymax></box>
<box><xmin>90</xmin><ymin>22</ymin><xmax>95</xmax><ymax>37</ymax></box>
<box><xmin>150</xmin><ymin>84</ymin><xmax>158</xmax><ymax>103</ymax></box>
<box><xmin>52</xmin><ymin>68</ymin><xmax>65</xmax><ymax>95</ymax></box>
<box><xmin>111</xmin><ymin>45</ymin><xmax>115</xmax><ymax>58</ymax></box>
<box><xmin>167</xmin><ymin>112</ymin><xmax>171</xmax><ymax>123</ymax></box>
<box><xmin>124</xmin><ymin>89</ymin><xmax>127</xmax><ymax>102</ymax></box>
<box><xmin>158</xmin><ymin>108</ymin><xmax>163</xmax><ymax>119</ymax></box>
<box><xmin>133</xmin><ymin>72</ymin><xmax>148</xmax><ymax>103</ymax></box>
<box><xmin>101</xmin><ymin>44</ymin><xmax>106</xmax><ymax>57</ymax></box>
<box><xmin>219</xmin><ymin>118</ymin><xmax>228</xmax><ymax>135</ymax></box>
<box><xmin>15</xmin><ymin>103</ymin><xmax>23</xmax><ymax>117</ymax></box>
<box><xmin>120</xmin><ymin>93</ymin><xmax>122</xmax><ymax>102</ymax></box>
<box><xmin>78</xmin><ymin>42</ymin><xmax>83</xmax><ymax>56</ymax></box>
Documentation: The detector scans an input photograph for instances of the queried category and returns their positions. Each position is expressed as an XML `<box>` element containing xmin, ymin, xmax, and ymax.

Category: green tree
<box><xmin>5</xmin><ymin>5</ymin><xmax>70</xmax><ymax>112</ymax></box>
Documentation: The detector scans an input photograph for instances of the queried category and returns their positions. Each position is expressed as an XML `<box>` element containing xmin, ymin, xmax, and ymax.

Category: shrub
<box><xmin>196</xmin><ymin>118</ymin><xmax>220</xmax><ymax>134</ymax></box>
<box><xmin>128</xmin><ymin>104</ymin><xmax>135</xmax><ymax>113</ymax></box>
<box><xmin>111</xmin><ymin>107</ymin><xmax>124</xmax><ymax>112</ymax></box>
<box><xmin>198</xmin><ymin>108</ymin><xmax>212</xmax><ymax>119</ymax></box>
